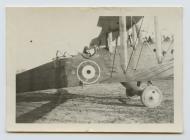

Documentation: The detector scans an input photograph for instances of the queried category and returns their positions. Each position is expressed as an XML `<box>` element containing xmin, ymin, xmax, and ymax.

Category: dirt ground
<box><xmin>16</xmin><ymin>80</ymin><xmax>173</xmax><ymax>123</ymax></box>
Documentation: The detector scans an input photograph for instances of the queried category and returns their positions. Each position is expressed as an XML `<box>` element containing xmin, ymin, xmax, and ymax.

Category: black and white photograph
<box><xmin>6</xmin><ymin>7</ymin><xmax>183</xmax><ymax>132</ymax></box>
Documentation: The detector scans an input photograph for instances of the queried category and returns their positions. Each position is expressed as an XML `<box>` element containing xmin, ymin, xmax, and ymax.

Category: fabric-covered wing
<box><xmin>100</xmin><ymin>59</ymin><xmax>174</xmax><ymax>83</ymax></box>
<box><xmin>90</xmin><ymin>16</ymin><xmax>143</xmax><ymax>47</ymax></box>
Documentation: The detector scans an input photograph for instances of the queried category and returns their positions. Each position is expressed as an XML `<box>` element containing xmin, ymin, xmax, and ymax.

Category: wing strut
<box><xmin>154</xmin><ymin>16</ymin><xmax>163</xmax><ymax>64</ymax></box>
<box><xmin>119</xmin><ymin>16</ymin><xmax>128</xmax><ymax>73</ymax></box>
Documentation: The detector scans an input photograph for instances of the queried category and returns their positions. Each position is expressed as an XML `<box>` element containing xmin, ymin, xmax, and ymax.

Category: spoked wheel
<box><xmin>141</xmin><ymin>85</ymin><xmax>163</xmax><ymax>108</ymax></box>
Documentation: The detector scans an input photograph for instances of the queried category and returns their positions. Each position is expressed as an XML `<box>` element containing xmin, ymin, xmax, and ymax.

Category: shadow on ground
<box><xmin>16</xmin><ymin>88</ymin><xmax>144</xmax><ymax>123</ymax></box>
<box><xmin>16</xmin><ymin>89</ymin><xmax>74</xmax><ymax>123</ymax></box>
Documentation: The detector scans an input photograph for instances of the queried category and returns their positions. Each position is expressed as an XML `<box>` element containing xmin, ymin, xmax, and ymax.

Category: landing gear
<box><xmin>141</xmin><ymin>85</ymin><xmax>163</xmax><ymax>108</ymax></box>
<box><xmin>137</xmin><ymin>81</ymin><xmax>163</xmax><ymax>108</ymax></box>
<box><xmin>120</xmin><ymin>82</ymin><xmax>142</xmax><ymax>97</ymax></box>
<box><xmin>121</xmin><ymin>81</ymin><xmax>163</xmax><ymax>108</ymax></box>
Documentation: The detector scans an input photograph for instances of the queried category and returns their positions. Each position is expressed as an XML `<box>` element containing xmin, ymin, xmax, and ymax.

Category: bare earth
<box><xmin>16</xmin><ymin>80</ymin><xmax>173</xmax><ymax>123</ymax></box>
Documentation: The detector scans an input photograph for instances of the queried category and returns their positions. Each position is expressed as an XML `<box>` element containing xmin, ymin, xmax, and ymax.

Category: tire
<box><xmin>141</xmin><ymin>85</ymin><xmax>163</xmax><ymax>108</ymax></box>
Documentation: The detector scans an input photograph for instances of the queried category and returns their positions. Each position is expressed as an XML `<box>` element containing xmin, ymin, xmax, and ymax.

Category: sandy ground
<box><xmin>16</xmin><ymin>80</ymin><xmax>173</xmax><ymax>123</ymax></box>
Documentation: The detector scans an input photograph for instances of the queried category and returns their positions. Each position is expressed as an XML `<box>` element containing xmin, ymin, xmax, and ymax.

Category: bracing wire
<box><xmin>126</xmin><ymin>16</ymin><xmax>144</xmax><ymax>71</ymax></box>
<box><xmin>111</xmin><ymin>16</ymin><xmax>144</xmax><ymax>76</ymax></box>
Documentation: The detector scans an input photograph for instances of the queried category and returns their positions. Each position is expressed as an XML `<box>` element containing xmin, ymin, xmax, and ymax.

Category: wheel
<box><xmin>141</xmin><ymin>85</ymin><xmax>163</xmax><ymax>108</ymax></box>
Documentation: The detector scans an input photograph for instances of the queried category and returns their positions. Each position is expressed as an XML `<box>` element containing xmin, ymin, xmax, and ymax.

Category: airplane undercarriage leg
<box><xmin>120</xmin><ymin>82</ymin><xmax>142</xmax><ymax>97</ymax></box>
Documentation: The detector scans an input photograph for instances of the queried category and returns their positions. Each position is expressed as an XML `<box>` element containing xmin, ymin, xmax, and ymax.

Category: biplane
<box><xmin>16</xmin><ymin>16</ymin><xmax>174</xmax><ymax>108</ymax></box>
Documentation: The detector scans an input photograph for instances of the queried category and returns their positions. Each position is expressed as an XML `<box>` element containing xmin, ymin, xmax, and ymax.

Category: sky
<box><xmin>6</xmin><ymin>8</ymin><xmax>178</xmax><ymax>71</ymax></box>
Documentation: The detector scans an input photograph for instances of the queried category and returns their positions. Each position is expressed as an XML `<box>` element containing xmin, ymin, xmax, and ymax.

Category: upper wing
<box><xmin>90</xmin><ymin>16</ymin><xmax>143</xmax><ymax>47</ymax></box>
